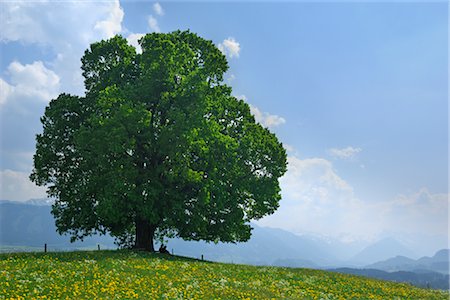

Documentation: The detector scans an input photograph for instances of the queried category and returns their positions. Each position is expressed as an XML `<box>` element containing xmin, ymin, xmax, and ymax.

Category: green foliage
<box><xmin>1</xmin><ymin>251</ymin><xmax>447</xmax><ymax>299</ymax></box>
<box><xmin>31</xmin><ymin>31</ymin><xmax>287</xmax><ymax>249</ymax></box>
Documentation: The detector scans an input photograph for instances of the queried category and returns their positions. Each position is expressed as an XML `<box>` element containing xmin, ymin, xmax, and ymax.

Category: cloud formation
<box><xmin>257</xmin><ymin>156</ymin><xmax>360</xmax><ymax>237</ymax></box>
<box><xmin>148</xmin><ymin>15</ymin><xmax>160</xmax><ymax>32</ymax></box>
<box><xmin>94</xmin><ymin>0</ymin><xmax>124</xmax><ymax>38</ymax></box>
<box><xmin>153</xmin><ymin>2</ymin><xmax>164</xmax><ymax>16</ymax></box>
<box><xmin>329</xmin><ymin>146</ymin><xmax>362</xmax><ymax>159</ymax></box>
<box><xmin>234</xmin><ymin>95</ymin><xmax>286</xmax><ymax>129</ymax></box>
<box><xmin>0</xmin><ymin>0</ymin><xmax>124</xmax><ymax>95</ymax></box>
<box><xmin>0</xmin><ymin>61</ymin><xmax>60</xmax><ymax>176</ymax></box>
<box><xmin>0</xmin><ymin>78</ymin><xmax>12</xmax><ymax>106</ymax></box>
<box><xmin>1</xmin><ymin>1</ymin><xmax>123</xmax><ymax>46</ymax></box>
<box><xmin>380</xmin><ymin>188</ymin><xmax>448</xmax><ymax>237</ymax></box>
<box><xmin>257</xmin><ymin>154</ymin><xmax>448</xmax><ymax>249</ymax></box>
<box><xmin>1</xmin><ymin>61</ymin><xmax>60</xmax><ymax>110</ymax></box>
<box><xmin>218</xmin><ymin>38</ymin><xmax>240</xmax><ymax>58</ymax></box>
<box><xmin>0</xmin><ymin>169</ymin><xmax>47</xmax><ymax>201</ymax></box>
<box><xmin>127</xmin><ymin>33</ymin><xmax>145</xmax><ymax>54</ymax></box>
<box><xmin>227</xmin><ymin>74</ymin><xmax>236</xmax><ymax>82</ymax></box>
<box><xmin>249</xmin><ymin>104</ymin><xmax>286</xmax><ymax>129</ymax></box>
<box><xmin>0</xmin><ymin>0</ymin><xmax>125</xmax><ymax>175</ymax></box>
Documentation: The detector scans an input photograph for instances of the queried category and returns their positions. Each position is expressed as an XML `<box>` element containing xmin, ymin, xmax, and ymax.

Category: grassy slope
<box><xmin>0</xmin><ymin>250</ymin><xmax>448</xmax><ymax>299</ymax></box>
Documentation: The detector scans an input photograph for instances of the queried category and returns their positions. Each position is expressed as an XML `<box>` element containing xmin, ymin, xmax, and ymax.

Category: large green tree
<box><xmin>31</xmin><ymin>31</ymin><xmax>287</xmax><ymax>251</ymax></box>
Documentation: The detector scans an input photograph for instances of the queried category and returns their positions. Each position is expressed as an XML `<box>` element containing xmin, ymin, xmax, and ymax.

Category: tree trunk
<box><xmin>135</xmin><ymin>218</ymin><xmax>156</xmax><ymax>251</ymax></box>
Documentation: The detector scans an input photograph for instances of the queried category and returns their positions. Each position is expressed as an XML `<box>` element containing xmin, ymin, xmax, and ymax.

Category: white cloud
<box><xmin>234</xmin><ymin>95</ymin><xmax>286</xmax><ymax>129</ymax></box>
<box><xmin>148</xmin><ymin>15</ymin><xmax>160</xmax><ymax>32</ymax></box>
<box><xmin>249</xmin><ymin>104</ymin><xmax>286</xmax><ymax>128</ymax></box>
<box><xmin>218</xmin><ymin>37</ymin><xmax>240</xmax><ymax>58</ymax></box>
<box><xmin>0</xmin><ymin>169</ymin><xmax>47</xmax><ymax>202</ymax></box>
<box><xmin>1</xmin><ymin>151</ymin><xmax>36</xmax><ymax>173</ymax></box>
<box><xmin>235</xmin><ymin>94</ymin><xmax>247</xmax><ymax>101</ymax></box>
<box><xmin>8</xmin><ymin>61</ymin><xmax>60</xmax><ymax>101</ymax></box>
<box><xmin>0</xmin><ymin>0</ymin><xmax>125</xmax><ymax>95</ymax></box>
<box><xmin>127</xmin><ymin>33</ymin><xmax>145</xmax><ymax>54</ymax></box>
<box><xmin>329</xmin><ymin>146</ymin><xmax>362</xmax><ymax>159</ymax></box>
<box><xmin>1</xmin><ymin>61</ymin><xmax>60</xmax><ymax>109</ymax></box>
<box><xmin>284</xmin><ymin>144</ymin><xmax>295</xmax><ymax>153</ymax></box>
<box><xmin>0</xmin><ymin>0</ymin><xmax>125</xmax><ymax>183</ymax></box>
<box><xmin>94</xmin><ymin>0</ymin><xmax>124</xmax><ymax>38</ymax></box>
<box><xmin>0</xmin><ymin>61</ymin><xmax>60</xmax><ymax>176</ymax></box>
<box><xmin>257</xmin><ymin>154</ymin><xmax>449</xmax><ymax>247</ymax></box>
<box><xmin>153</xmin><ymin>2</ymin><xmax>164</xmax><ymax>16</ymax></box>
<box><xmin>227</xmin><ymin>74</ymin><xmax>236</xmax><ymax>82</ymax></box>
<box><xmin>0</xmin><ymin>1</ymin><xmax>46</xmax><ymax>44</ymax></box>
<box><xmin>257</xmin><ymin>156</ymin><xmax>361</xmax><ymax>238</ymax></box>
<box><xmin>381</xmin><ymin>188</ymin><xmax>448</xmax><ymax>236</ymax></box>
<box><xmin>282</xmin><ymin>156</ymin><xmax>353</xmax><ymax>197</ymax></box>
<box><xmin>0</xmin><ymin>78</ymin><xmax>12</xmax><ymax>106</ymax></box>
<box><xmin>1</xmin><ymin>1</ymin><xmax>123</xmax><ymax>45</ymax></box>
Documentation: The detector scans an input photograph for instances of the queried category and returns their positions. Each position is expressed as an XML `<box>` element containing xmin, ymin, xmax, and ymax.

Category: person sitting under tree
<box><xmin>159</xmin><ymin>244</ymin><xmax>170</xmax><ymax>255</ymax></box>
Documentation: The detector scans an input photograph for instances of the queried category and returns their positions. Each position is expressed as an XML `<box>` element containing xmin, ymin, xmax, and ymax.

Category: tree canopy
<box><xmin>31</xmin><ymin>31</ymin><xmax>287</xmax><ymax>251</ymax></box>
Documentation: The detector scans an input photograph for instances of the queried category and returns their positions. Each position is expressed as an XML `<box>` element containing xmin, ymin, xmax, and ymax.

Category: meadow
<box><xmin>1</xmin><ymin>250</ymin><xmax>448</xmax><ymax>299</ymax></box>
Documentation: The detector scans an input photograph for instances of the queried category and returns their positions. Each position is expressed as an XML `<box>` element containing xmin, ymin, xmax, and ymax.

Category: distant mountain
<box><xmin>25</xmin><ymin>198</ymin><xmax>55</xmax><ymax>206</ymax></box>
<box><xmin>415</xmin><ymin>249</ymin><xmax>450</xmax><ymax>274</ymax></box>
<box><xmin>367</xmin><ymin>249</ymin><xmax>449</xmax><ymax>274</ymax></box>
<box><xmin>432</xmin><ymin>249</ymin><xmax>450</xmax><ymax>261</ymax></box>
<box><xmin>1</xmin><ymin>199</ymin><xmax>444</xmax><ymax>278</ymax></box>
<box><xmin>330</xmin><ymin>268</ymin><xmax>449</xmax><ymax>290</ymax></box>
<box><xmin>0</xmin><ymin>200</ymin><xmax>116</xmax><ymax>251</ymax></box>
<box><xmin>165</xmin><ymin>225</ymin><xmax>341</xmax><ymax>267</ymax></box>
<box><xmin>0</xmin><ymin>199</ymin><xmax>346</xmax><ymax>266</ymax></box>
<box><xmin>367</xmin><ymin>255</ymin><xmax>416</xmax><ymax>270</ymax></box>
<box><xmin>350</xmin><ymin>237</ymin><xmax>416</xmax><ymax>265</ymax></box>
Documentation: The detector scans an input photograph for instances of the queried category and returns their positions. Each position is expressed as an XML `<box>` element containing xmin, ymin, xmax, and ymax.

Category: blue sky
<box><xmin>0</xmin><ymin>1</ymin><xmax>448</xmax><ymax>254</ymax></box>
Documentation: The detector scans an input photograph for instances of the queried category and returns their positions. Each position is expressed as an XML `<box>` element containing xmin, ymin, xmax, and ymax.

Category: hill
<box><xmin>367</xmin><ymin>249</ymin><xmax>449</xmax><ymax>274</ymax></box>
<box><xmin>0</xmin><ymin>250</ymin><xmax>447</xmax><ymax>299</ymax></box>
<box><xmin>351</xmin><ymin>237</ymin><xmax>416</xmax><ymax>265</ymax></box>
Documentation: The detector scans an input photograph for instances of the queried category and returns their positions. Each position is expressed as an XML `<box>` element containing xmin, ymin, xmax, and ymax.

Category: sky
<box><xmin>0</xmin><ymin>1</ymin><xmax>448</xmax><ymax>254</ymax></box>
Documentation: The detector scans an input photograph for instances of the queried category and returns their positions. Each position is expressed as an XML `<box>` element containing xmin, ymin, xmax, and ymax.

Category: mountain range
<box><xmin>330</xmin><ymin>249</ymin><xmax>450</xmax><ymax>290</ymax></box>
<box><xmin>0</xmin><ymin>199</ymin><xmax>115</xmax><ymax>251</ymax></box>
<box><xmin>1</xmin><ymin>199</ymin><xmax>448</xmax><ymax>289</ymax></box>
<box><xmin>367</xmin><ymin>249</ymin><xmax>449</xmax><ymax>274</ymax></box>
<box><xmin>0</xmin><ymin>199</ymin><xmax>365</xmax><ymax>266</ymax></box>
<box><xmin>350</xmin><ymin>237</ymin><xmax>417</xmax><ymax>265</ymax></box>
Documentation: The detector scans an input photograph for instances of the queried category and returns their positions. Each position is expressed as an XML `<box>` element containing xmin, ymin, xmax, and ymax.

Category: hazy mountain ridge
<box><xmin>367</xmin><ymin>249</ymin><xmax>449</xmax><ymax>274</ymax></box>
<box><xmin>0</xmin><ymin>200</ymin><xmax>362</xmax><ymax>265</ymax></box>
<box><xmin>0</xmin><ymin>200</ymin><xmax>116</xmax><ymax>250</ymax></box>
<box><xmin>350</xmin><ymin>237</ymin><xmax>417</xmax><ymax>265</ymax></box>
<box><xmin>1</xmin><ymin>199</ymin><xmax>448</xmax><ymax>290</ymax></box>
<box><xmin>165</xmin><ymin>225</ymin><xmax>342</xmax><ymax>266</ymax></box>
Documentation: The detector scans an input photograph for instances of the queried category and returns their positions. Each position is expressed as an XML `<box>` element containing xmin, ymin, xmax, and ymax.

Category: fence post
<box><xmin>98</xmin><ymin>244</ymin><xmax>100</xmax><ymax>251</ymax></box>
<box><xmin>201</xmin><ymin>254</ymin><xmax>204</xmax><ymax>261</ymax></box>
<box><xmin>44</xmin><ymin>243</ymin><xmax>47</xmax><ymax>253</ymax></box>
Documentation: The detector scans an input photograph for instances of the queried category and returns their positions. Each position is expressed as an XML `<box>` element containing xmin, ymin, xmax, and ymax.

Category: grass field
<box><xmin>1</xmin><ymin>250</ymin><xmax>448</xmax><ymax>299</ymax></box>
